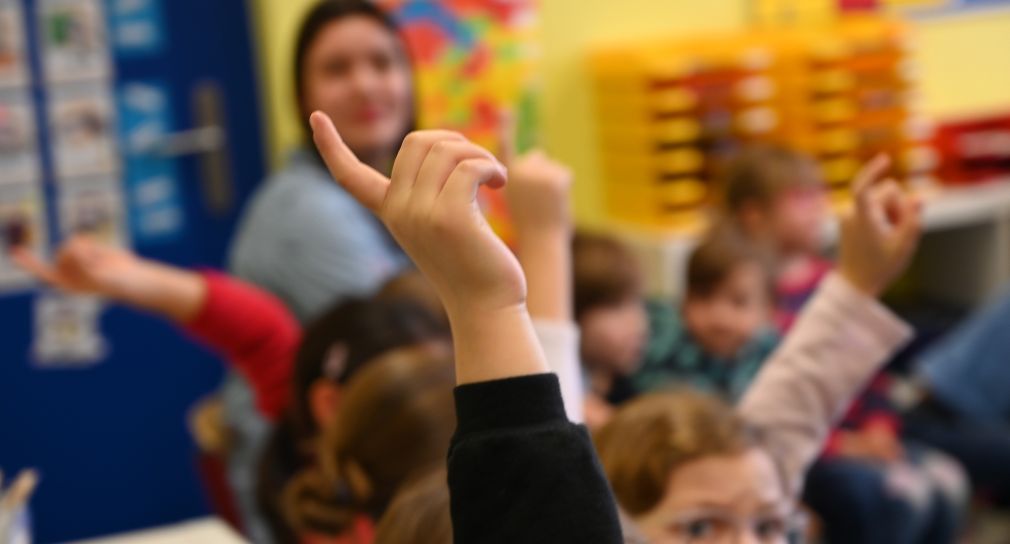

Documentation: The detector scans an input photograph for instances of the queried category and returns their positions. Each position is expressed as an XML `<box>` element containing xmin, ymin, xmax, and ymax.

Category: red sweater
<box><xmin>184</xmin><ymin>271</ymin><xmax>302</xmax><ymax>422</ymax></box>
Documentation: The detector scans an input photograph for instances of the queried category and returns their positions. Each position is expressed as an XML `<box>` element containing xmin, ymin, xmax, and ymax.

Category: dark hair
<box><xmin>257</xmin><ymin>295</ymin><xmax>449</xmax><ymax>543</ymax></box>
<box><xmin>717</xmin><ymin>145</ymin><xmax>822</xmax><ymax>216</ymax></box>
<box><xmin>572</xmin><ymin>231</ymin><xmax>643</xmax><ymax>319</ymax></box>
<box><xmin>686</xmin><ymin>224</ymin><xmax>774</xmax><ymax>299</ymax></box>
<box><xmin>283</xmin><ymin>350</ymin><xmax>457</xmax><ymax>537</ymax></box>
<box><xmin>293</xmin><ymin>0</ymin><xmax>416</xmax><ymax>144</ymax></box>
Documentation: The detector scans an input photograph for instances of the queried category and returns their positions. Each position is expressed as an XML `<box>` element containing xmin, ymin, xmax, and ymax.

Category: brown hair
<box><xmin>595</xmin><ymin>390</ymin><xmax>762</xmax><ymax>515</ymax></box>
<box><xmin>573</xmin><ymin>231</ymin><xmax>644</xmax><ymax>319</ymax></box>
<box><xmin>717</xmin><ymin>145</ymin><xmax>823</xmax><ymax>216</ymax></box>
<box><xmin>374</xmin><ymin>468</ymin><xmax>452</xmax><ymax>544</ymax></box>
<box><xmin>282</xmin><ymin>348</ymin><xmax>456</xmax><ymax>536</ymax></box>
<box><xmin>686</xmin><ymin>224</ymin><xmax>775</xmax><ymax>299</ymax></box>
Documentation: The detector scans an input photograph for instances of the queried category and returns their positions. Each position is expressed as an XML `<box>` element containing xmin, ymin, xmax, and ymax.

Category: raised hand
<box><xmin>506</xmin><ymin>150</ymin><xmax>574</xmax><ymax>237</ymax></box>
<box><xmin>310</xmin><ymin>111</ymin><xmax>548</xmax><ymax>384</ymax></box>
<box><xmin>310</xmin><ymin>111</ymin><xmax>523</xmax><ymax>316</ymax></box>
<box><xmin>838</xmin><ymin>155</ymin><xmax>922</xmax><ymax>298</ymax></box>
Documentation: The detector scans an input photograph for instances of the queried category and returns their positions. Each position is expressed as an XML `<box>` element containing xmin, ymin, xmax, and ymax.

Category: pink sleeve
<box><xmin>184</xmin><ymin>271</ymin><xmax>302</xmax><ymax>421</ymax></box>
<box><xmin>738</xmin><ymin>273</ymin><xmax>913</xmax><ymax>495</ymax></box>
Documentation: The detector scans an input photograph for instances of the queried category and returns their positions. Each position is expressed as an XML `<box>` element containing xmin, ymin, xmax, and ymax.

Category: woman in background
<box><xmin>226</xmin><ymin>3</ymin><xmax>418</xmax><ymax>538</ymax></box>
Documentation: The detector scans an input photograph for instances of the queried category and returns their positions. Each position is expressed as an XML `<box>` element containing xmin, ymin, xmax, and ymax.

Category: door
<box><xmin>0</xmin><ymin>0</ymin><xmax>266</xmax><ymax>541</ymax></box>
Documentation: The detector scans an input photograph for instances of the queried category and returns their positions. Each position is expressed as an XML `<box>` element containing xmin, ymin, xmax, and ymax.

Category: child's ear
<box><xmin>309</xmin><ymin>380</ymin><xmax>342</xmax><ymax>429</ymax></box>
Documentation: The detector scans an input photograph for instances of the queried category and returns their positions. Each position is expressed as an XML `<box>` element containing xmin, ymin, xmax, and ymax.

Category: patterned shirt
<box><xmin>631</xmin><ymin>300</ymin><xmax>780</xmax><ymax>403</ymax></box>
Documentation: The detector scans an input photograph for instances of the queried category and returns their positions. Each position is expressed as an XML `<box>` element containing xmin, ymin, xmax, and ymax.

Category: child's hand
<box><xmin>505</xmin><ymin>150</ymin><xmax>574</xmax><ymax>238</ymax></box>
<box><xmin>838</xmin><ymin>155</ymin><xmax>922</xmax><ymax>298</ymax></box>
<box><xmin>310</xmin><ymin>111</ymin><xmax>523</xmax><ymax>316</ymax></box>
<box><xmin>12</xmin><ymin>236</ymin><xmax>141</xmax><ymax>298</ymax></box>
<box><xmin>12</xmin><ymin>236</ymin><xmax>205</xmax><ymax>322</ymax></box>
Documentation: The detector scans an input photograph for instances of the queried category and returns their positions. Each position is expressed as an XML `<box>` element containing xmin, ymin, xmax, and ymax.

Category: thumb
<box><xmin>310</xmin><ymin>111</ymin><xmax>390</xmax><ymax>212</ymax></box>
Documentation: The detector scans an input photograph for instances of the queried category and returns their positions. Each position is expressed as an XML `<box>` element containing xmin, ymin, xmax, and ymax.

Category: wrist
<box><xmin>839</xmin><ymin>269</ymin><xmax>883</xmax><ymax>299</ymax></box>
<box><xmin>445</xmin><ymin>301</ymin><xmax>549</xmax><ymax>384</ymax></box>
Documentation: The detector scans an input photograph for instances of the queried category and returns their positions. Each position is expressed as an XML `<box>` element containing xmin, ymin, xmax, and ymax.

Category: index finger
<box><xmin>852</xmin><ymin>154</ymin><xmax>892</xmax><ymax>211</ymax></box>
<box><xmin>310</xmin><ymin>111</ymin><xmax>390</xmax><ymax>212</ymax></box>
<box><xmin>10</xmin><ymin>247</ymin><xmax>62</xmax><ymax>288</ymax></box>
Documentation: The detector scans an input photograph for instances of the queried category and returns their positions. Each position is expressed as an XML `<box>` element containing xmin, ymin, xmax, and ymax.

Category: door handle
<box><xmin>128</xmin><ymin>126</ymin><xmax>225</xmax><ymax>157</ymax></box>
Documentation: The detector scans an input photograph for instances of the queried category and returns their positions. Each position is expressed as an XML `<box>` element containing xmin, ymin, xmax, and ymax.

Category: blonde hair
<box><xmin>595</xmin><ymin>390</ymin><xmax>762</xmax><ymax>515</ymax></box>
<box><xmin>282</xmin><ymin>348</ymin><xmax>456</xmax><ymax>536</ymax></box>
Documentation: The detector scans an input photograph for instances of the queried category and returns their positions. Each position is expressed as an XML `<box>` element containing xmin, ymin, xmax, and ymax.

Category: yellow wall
<box><xmin>912</xmin><ymin>9</ymin><xmax>1010</xmax><ymax>118</ymax></box>
<box><xmin>250</xmin><ymin>1</ymin><xmax>1010</xmax><ymax>224</ymax></box>
<box><xmin>250</xmin><ymin>0</ymin><xmax>320</xmax><ymax>169</ymax></box>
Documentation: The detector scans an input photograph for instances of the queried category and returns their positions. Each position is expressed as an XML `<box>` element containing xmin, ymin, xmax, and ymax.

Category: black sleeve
<box><xmin>448</xmin><ymin>373</ymin><xmax>623</xmax><ymax>544</ymax></box>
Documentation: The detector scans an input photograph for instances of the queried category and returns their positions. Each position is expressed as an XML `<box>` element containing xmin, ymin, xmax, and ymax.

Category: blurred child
<box><xmin>572</xmin><ymin>232</ymin><xmax>650</xmax><ymax>414</ymax></box>
<box><xmin>631</xmin><ymin>225</ymin><xmax>778</xmax><ymax>402</ymax></box>
<box><xmin>12</xmin><ymin>239</ymin><xmax>450</xmax><ymax>542</ymax></box>
<box><xmin>719</xmin><ymin>145</ymin><xmax>831</xmax><ymax>331</ymax></box>
<box><xmin>719</xmin><ymin>147</ymin><xmax>967</xmax><ymax>544</ymax></box>
<box><xmin>595</xmin><ymin>156</ymin><xmax>923</xmax><ymax>543</ymax></box>
<box><xmin>282</xmin><ymin>347</ymin><xmax>457</xmax><ymax>542</ymax></box>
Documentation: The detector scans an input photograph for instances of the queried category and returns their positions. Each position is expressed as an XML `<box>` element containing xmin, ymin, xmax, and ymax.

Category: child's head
<box><xmin>573</xmin><ymin>232</ymin><xmax>649</xmax><ymax>377</ymax></box>
<box><xmin>596</xmin><ymin>391</ymin><xmax>792</xmax><ymax>544</ymax></box>
<box><xmin>291</xmin><ymin>295</ymin><xmax>450</xmax><ymax>437</ymax></box>
<box><xmin>258</xmin><ymin>295</ymin><xmax>450</xmax><ymax>542</ymax></box>
<box><xmin>683</xmin><ymin>227</ymin><xmax>773</xmax><ymax>360</ymax></box>
<box><xmin>283</xmin><ymin>348</ymin><xmax>457</xmax><ymax>537</ymax></box>
<box><xmin>719</xmin><ymin>145</ymin><xmax>827</xmax><ymax>257</ymax></box>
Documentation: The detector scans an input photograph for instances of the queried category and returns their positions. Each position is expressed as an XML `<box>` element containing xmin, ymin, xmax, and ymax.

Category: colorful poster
<box><xmin>376</xmin><ymin>0</ymin><xmax>540</xmax><ymax>151</ymax></box>
<box><xmin>0</xmin><ymin>90</ymin><xmax>40</xmax><ymax>184</ymax></box>
<box><xmin>48</xmin><ymin>82</ymin><xmax>120</xmax><ymax>180</ymax></box>
<box><xmin>0</xmin><ymin>0</ymin><xmax>29</xmax><ymax>88</ymax></box>
<box><xmin>0</xmin><ymin>182</ymin><xmax>46</xmax><ymax>292</ymax></box>
<box><xmin>32</xmin><ymin>293</ymin><xmax>107</xmax><ymax>366</ymax></box>
<box><xmin>57</xmin><ymin>177</ymin><xmax>128</xmax><ymax>247</ymax></box>
<box><xmin>376</xmin><ymin>0</ymin><xmax>540</xmax><ymax>237</ymax></box>
<box><xmin>39</xmin><ymin>0</ymin><xmax>112</xmax><ymax>83</ymax></box>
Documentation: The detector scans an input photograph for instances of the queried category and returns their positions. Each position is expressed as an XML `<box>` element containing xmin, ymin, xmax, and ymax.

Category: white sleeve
<box><xmin>738</xmin><ymin>273</ymin><xmax>913</xmax><ymax>495</ymax></box>
<box><xmin>533</xmin><ymin>318</ymin><xmax>585</xmax><ymax>423</ymax></box>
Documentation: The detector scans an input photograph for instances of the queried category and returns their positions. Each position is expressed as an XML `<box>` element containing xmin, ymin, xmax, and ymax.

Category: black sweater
<box><xmin>448</xmin><ymin>374</ymin><xmax>624</xmax><ymax>543</ymax></box>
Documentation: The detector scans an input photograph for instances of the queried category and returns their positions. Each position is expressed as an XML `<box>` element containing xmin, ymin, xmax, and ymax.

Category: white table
<box><xmin>66</xmin><ymin>518</ymin><xmax>247</xmax><ymax>544</ymax></box>
<box><xmin>615</xmin><ymin>178</ymin><xmax>1010</xmax><ymax>308</ymax></box>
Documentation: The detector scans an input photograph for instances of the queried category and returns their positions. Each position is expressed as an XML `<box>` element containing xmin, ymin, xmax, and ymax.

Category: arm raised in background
<box><xmin>311</xmin><ymin>111</ymin><xmax>623</xmax><ymax>543</ymax></box>
<box><xmin>506</xmin><ymin>149</ymin><xmax>584</xmax><ymax>422</ymax></box>
<box><xmin>12</xmin><ymin>238</ymin><xmax>300</xmax><ymax>420</ymax></box>
<box><xmin>738</xmin><ymin>155</ymin><xmax>921</xmax><ymax>494</ymax></box>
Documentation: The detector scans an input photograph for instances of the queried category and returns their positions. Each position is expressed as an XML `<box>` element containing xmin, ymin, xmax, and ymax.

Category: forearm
<box><xmin>110</xmin><ymin>260</ymin><xmax>207</xmax><ymax>323</ymax></box>
<box><xmin>446</xmin><ymin>302</ymin><xmax>550</xmax><ymax>385</ymax></box>
<box><xmin>515</xmin><ymin>227</ymin><xmax>572</xmax><ymax>322</ymax></box>
<box><xmin>738</xmin><ymin>273</ymin><xmax>912</xmax><ymax>494</ymax></box>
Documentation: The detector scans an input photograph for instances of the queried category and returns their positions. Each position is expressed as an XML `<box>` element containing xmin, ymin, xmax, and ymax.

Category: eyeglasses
<box><xmin>668</xmin><ymin>509</ymin><xmax>807</xmax><ymax>544</ymax></box>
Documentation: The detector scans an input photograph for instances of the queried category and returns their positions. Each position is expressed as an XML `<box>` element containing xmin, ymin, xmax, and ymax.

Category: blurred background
<box><xmin>0</xmin><ymin>0</ymin><xmax>1009</xmax><ymax>542</ymax></box>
